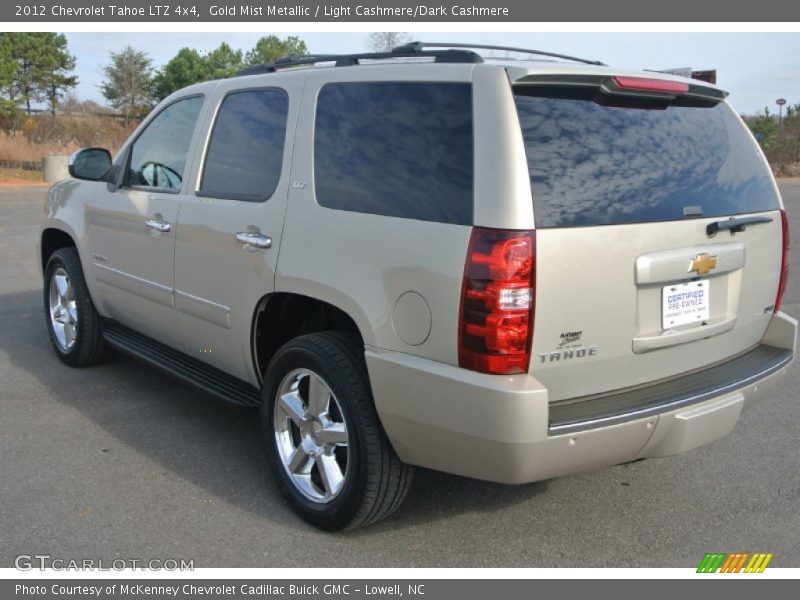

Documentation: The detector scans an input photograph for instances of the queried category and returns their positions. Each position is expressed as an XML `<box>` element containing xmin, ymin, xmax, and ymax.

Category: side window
<box><xmin>124</xmin><ymin>95</ymin><xmax>204</xmax><ymax>192</ymax></box>
<box><xmin>199</xmin><ymin>89</ymin><xmax>289</xmax><ymax>202</ymax></box>
<box><xmin>314</xmin><ymin>82</ymin><xmax>473</xmax><ymax>225</ymax></box>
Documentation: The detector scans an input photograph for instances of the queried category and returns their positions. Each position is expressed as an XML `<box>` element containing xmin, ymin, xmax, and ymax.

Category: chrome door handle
<box><xmin>235</xmin><ymin>232</ymin><xmax>272</xmax><ymax>249</ymax></box>
<box><xmin>145</xmin><ymin>218</ymin><xmax>171</xmax><ymax>233</ymax></box>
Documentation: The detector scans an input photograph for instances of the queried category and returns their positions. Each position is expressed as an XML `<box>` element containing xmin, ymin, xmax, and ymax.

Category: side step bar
<box><xmin>103</xmin><ymin>322</ymin><xmax>261</xmax><ymax>408</ymax></box>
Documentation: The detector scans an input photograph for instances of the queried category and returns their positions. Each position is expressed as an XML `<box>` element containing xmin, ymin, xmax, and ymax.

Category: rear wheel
<box><xmin>261</xmin><ymin>331</ymin><xmax>413</xmax><ymax>530</ymax></box>
<box><xmin>43</xmin><ymin>247</ymin><xmax>110</xmax><ymax>367</ymax></box>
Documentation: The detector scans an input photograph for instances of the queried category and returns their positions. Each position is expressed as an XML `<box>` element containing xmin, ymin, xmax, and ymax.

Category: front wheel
<box><xmin>261</xmin><ymin>332</ymin><xmax>413</xmax><ymax>530</ymax></box>
<box><xmin>43</xmin><ymin>247</ymin><xmax>110</xmax><ymax>367</ymax></box>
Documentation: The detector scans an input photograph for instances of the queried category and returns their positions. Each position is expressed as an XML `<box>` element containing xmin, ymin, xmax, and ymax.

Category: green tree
<box><xmin>0</xmin><ymin>34</ymin><xmax>18</xmax><ymax>119</ymax></box>
<box><xmin>773</xmin><ymin>104</ymin><xmax>800</xmax><ymax>169</ymax></box>
<box><xmin>39</xmin><ymin>33</ymin><xmax>78</xmax><ymax>126</ymax></box>
<box><xmin>154</xmin><ymin>43</ymin><xmax>245</xmax><ymax>100</ymax></box>
<box><xmin>5</xmin><ymin>33</ymin><xmax>46</xmax><ymax>115</ymax></box>
<box><xmin>0</xmin><ymin>35</ymin><xmax>16</xmax><ymax>89</ymax></box>
<box><xmin>100</xmin><ymin>45</ymin><xmax>154</xmax><ymax>125</ymax></box>
<box><xmin>153</xmin><ymin>47</ymin><xmax>208</xmax><ymax>100</ymax></box>
<box><xmin>748</xmin><ymin>107</ymin><xmax>778</xmax><ymax>147</ymax></box>
<box><xmin>244</xmin><ymin>35</ymin><xmax>307</xmax><ymax>67</ymax></box>
<box><xmin>1</xmin><ymin>33</ymin><xmax>76</xmax><ymax>117</ymax></box>
<box><xmin>746</xmin><ymin>105</ymin><xmax>800</xmax><ymax>174</ymax></box>
<box><xmin>206</xmin><ymin>42</ymin><xmax>243</xmax><ymax>79</ymax></box>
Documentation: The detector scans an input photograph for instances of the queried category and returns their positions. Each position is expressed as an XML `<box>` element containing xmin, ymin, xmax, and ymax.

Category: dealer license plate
<box><xmin>662</xmin><ymin>280</ymin><xmax>710</xmax><ymax>330</ymax></box>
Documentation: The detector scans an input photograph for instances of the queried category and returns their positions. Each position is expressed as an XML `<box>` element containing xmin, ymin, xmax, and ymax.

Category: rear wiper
<box><xmin>706</xmin><ymin>215</ymin><xmax>773</xmax><ymax>237</ymax></box>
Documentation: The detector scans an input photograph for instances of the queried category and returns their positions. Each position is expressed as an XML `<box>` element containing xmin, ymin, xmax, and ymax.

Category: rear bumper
<box><xmin>366</xmin><ymin>312</ymin><xmax>796</xmax><ymax>484</ymax></box>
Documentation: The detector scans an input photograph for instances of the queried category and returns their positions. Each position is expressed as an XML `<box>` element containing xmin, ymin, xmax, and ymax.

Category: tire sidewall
<box><xmin>261</xmin><ymin>341</ymin><xmax>366</xmax><ymax>529</ymax></box>
<box><xmin>43</xmin><ymin>249</ymin><xmax>94</xmax><ymax>365</ymax></box>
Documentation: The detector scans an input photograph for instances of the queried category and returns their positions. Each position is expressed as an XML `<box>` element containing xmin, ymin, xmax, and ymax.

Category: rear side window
<box><xmin>200</xmin><ymin>89</ymin><xmax>289</xmax><ymax>202</ymax></box>
<box><xmin>513</xmin><ymin>88</ymin><xmax>780</xmax><ymax>228</ymax></box>
<box><xmin>315</xmin><ymin>82</ymin><xmax>473</xmax><ymax>225</ymax></box>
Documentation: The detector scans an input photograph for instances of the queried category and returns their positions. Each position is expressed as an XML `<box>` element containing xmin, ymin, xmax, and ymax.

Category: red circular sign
<box><xmin>776</xmin><ymin>98</ymin><xmax>787</xmax><ymax>106</ymax></box>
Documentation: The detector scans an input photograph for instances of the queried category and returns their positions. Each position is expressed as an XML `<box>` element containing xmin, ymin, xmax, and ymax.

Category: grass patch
<box><xmin>0</xmin><ymin>166</ymin><xmax>44</xmax><ymax>183</ymax></box>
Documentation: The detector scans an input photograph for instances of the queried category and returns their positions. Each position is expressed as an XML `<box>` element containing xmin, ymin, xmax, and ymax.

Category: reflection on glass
<box><xmin>72</xmin><ymin>149</ymin><xmax>110</xmax><ymax>179</ymax></box>
<box><xmin>315</xmin><ymin>82</ymin><xmax>473</xmax><ymax>225</ymax></box>
<box><xmin>140</xmin><ymin>162</ymin><xmax>182</xmax><ymax>188</ymax></box>
<box><xmin>513</xmin><ymin>92</ymin><xmax>779</xmax><ymax>228</ymax></box>
<box><xmin>126</xmin><ymin>95</ymin><xmax>204</xmax><ymax>191</ymax></box>
<box><xmin>201</xmin><ymin>89</ymin><xmax>289</xmax><ymax>202</ymax></box>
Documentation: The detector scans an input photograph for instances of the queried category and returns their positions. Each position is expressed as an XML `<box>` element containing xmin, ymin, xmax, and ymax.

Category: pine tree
<box><xmin>100</xmin><ymin>45</ymin><xmax>154</xmax><ymax>125</ymax></box>
<box><xmin>152</xmin><ymin>48</ymin><xmax>208</xmax><ymax>101</ymax></box>
<box><xmin>244</xmin><ymin>36</ymin><xmax>308</xmax><ymax>67</ymax></box>
<box><xmin>39</xmin><ymin>33</ymin><xmax>78</xmax><ymax>126</ymax></box>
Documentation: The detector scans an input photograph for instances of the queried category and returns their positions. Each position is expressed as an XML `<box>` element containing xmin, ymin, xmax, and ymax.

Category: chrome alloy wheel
<box><xmin>48</xmin><ymin>267</ymin><xmax>78</xmax><ymax>352</ymax></box>
<box><xmin>273</xmin><ymin>369</ymin><xmax>350</xmax><ymax>503</ymax></box>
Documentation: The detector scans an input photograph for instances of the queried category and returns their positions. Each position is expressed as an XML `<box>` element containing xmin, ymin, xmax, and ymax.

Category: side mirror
<box><xmin>68</xmin><ymin>148</ymin><xmax>113</xmax><ymax>181</ymax></box>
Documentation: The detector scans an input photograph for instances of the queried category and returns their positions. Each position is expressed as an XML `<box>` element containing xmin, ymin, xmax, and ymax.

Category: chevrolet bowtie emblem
<box><xmin>689</xmin><ymin>253</ymin><xmax>718</xmax><ymax>276</ymax></box>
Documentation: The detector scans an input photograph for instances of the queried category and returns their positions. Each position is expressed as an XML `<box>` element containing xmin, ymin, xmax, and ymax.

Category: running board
<box><xmin>102</xmin><ymin>322</ymin><xmax>261</xmax><ymax>408</ymax></box>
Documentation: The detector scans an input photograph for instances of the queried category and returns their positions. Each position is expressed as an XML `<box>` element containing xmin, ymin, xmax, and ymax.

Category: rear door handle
<box><xmin>145</xmin><ymin>218</ymin><xmax>171</xmax><ymax>233</ymax></box>
<box><xmin>235</xmin><ymin>232</ymin><xmax>272</xmax><ymax>249</ymax></box>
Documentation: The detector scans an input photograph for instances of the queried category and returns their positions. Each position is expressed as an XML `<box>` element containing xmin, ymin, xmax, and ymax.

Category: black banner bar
<box><xmin>4</xmin><ymin>0</ymin><xmax>800</xmax><ymax>22</ymax></box>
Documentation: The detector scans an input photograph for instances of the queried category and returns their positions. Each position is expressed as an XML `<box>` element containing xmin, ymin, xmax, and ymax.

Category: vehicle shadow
<box><xmin>0</xmin><ymin>288</ymin><xmax>548</xmax><ymax>533</ymax></box>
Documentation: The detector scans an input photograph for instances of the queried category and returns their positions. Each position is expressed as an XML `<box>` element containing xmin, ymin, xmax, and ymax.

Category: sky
<box><xmin>63</xmin><ymin>32</ymin><xmax>800</xmax><ymax>115</ymax></box>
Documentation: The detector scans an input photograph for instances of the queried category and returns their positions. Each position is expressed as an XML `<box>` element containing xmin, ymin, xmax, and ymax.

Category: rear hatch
<box><xmin>512</xmin><ymin>73</ymin><xmax>785</xmax><ymax>401</ymax></box>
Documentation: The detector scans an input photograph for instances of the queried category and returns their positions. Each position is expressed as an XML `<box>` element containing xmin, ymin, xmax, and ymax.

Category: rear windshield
<box><xmin>513</xmin><ymin>87</ymin><xmax>780</xmax><ymax>228</ymax></box>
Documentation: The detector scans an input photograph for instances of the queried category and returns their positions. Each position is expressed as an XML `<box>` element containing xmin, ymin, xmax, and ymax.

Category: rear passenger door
<box><xmin>174</xmin><ymin>79</ymin><xmax>299</xmax><ymax>384</ymax></box>
<box><xmin>276</xmin><ymin>70</ymin><xmax>477</xmax><ymax>367</ymax></box>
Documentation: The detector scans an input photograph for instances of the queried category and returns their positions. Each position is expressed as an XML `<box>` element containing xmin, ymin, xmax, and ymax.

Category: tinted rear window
<box><xmin>315</xmin><ymin>82</ymin><xmax>473</xmax><ymax>225</ymax></box>
<box><xmin>513</xmin><ymin>88</ymin><xmax>780</xmax><ymax>228</ymax></box>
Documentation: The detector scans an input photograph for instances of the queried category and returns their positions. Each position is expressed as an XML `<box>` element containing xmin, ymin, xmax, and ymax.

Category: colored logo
<box><xmin>697</xmin><ymin>552</ymin><xmax>773</xmax><ymax>573</ymax></box>
<box><xmin>688</xmin><ymin>253</ymin><xmax>718</xmax><ymax>276</ymax></box>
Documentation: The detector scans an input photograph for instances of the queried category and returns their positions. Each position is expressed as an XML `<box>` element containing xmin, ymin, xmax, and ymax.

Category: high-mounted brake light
<box><xmin>459</xmin><ymin>228</ymin><xmax>535</xmax><ymax>375</ymax></box>
<box><xmin>775</xmin><ymin>209</ymin><xmax>790</xmax><ymax>312</ymax></box>
<box><xmin>612</xmin><ymin>76</ymin><xmax>689</xmax><ymax>94</ymax></box>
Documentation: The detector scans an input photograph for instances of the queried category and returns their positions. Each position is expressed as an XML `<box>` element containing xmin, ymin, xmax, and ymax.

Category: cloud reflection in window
<box><xmin>514</xmin><ymin>94</ymin><xmax>779</xmax><ymax>228</ymax></box>
<box><xmin>315</xmin><ymin>82</ymin><xmax>473</xmax><ymax>225</ymax></box>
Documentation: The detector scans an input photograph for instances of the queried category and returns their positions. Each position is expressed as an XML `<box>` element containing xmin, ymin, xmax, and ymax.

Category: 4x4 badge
<box><xmin>689</xmin><ymin>253</ymin><xmax>718</xmax><ymax>276</ymax></box>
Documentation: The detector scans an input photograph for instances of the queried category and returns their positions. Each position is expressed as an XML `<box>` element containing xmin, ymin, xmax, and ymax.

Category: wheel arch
<box><xmin>251</xmin><ymin>292</ymin><xmax>368</xmax><ymax>382</ymax></box>
<box><xmin>40</xmin><ymin>227</ymin><xmax>78</xmax><ymax>273</ymax></box>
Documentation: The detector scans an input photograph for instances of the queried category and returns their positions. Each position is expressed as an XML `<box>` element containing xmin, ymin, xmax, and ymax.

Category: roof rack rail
<box><xmin>393</xmin><ymin>41</ymin><xmax>606</xmax><ymax>66</ymax></box>
<box><xmin>234</xmin><ymin>47</ymin><xmax>483</xmax><ymax>77</ymax></box>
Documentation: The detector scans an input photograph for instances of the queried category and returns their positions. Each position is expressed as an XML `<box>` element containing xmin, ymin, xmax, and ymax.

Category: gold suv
<box><xmin>40</xmin><ymin>42</ymin><xmax>796</xmax><ymax>529</ymax></box>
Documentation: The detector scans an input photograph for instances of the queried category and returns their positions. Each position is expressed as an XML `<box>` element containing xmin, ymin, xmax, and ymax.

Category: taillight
<box><xmin>611</xmin><ymin>76</ymin><xmax>689</xmax><ymax>94</ymax></box>
<box><xmin>775</xmin><ymin>209</ymin><xmax>790</xmax><ymax>312</ymax></box>
<box><xmin>459</xmin><ymin>228</ymin><xmax>535</xmax><ymax>375</ymax></box>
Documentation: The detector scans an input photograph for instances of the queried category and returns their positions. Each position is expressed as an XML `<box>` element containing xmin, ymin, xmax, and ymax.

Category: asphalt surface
<box><xmin>1</xmin><ymin>182</ymin><xmax>799</xmax><ymax>568</ymax></box>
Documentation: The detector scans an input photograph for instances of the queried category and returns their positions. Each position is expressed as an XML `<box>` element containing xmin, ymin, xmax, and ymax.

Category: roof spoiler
<box><xmin>514</xmin><ymin>73</ymin><xmax>728</xmax><ymax>103</ymax></box>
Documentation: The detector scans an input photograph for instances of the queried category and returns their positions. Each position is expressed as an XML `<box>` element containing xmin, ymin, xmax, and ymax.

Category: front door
<box><xmin>86</xmin><ymin>94</ymin><xmax>206</xmax><ymax>349</ymax></box>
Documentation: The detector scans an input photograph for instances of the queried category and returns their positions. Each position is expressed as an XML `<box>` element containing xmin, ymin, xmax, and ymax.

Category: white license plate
<box><xmin>662</xmin><ymin>280</ymin><xmax>710</xmax><ymax>330</ymax></box>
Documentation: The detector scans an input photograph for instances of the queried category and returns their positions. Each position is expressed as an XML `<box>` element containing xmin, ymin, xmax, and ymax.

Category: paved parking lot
<box><xmin>1</xmin><ymin>181</ymin><xmax>799</xmax><ymax>568</ymax></box>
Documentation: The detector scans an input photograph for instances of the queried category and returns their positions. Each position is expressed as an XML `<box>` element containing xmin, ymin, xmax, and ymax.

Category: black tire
<box><xmin>43</xmin><ymin>247</ymin><xmax>111</xmax><ymax>367</ymax></box>
<box><xmin>261</xmin><ymin>331</ymin><xmax>413</xmax><ymax>530</ymax></box>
